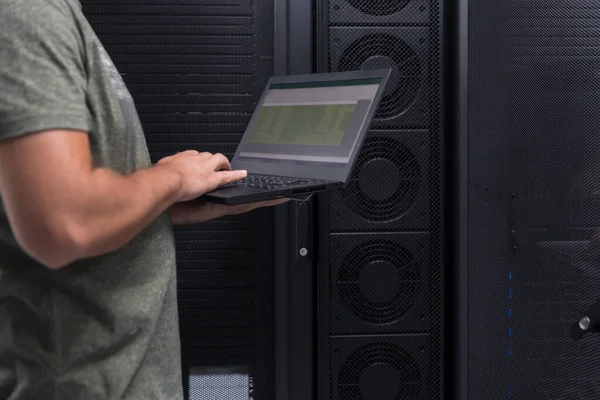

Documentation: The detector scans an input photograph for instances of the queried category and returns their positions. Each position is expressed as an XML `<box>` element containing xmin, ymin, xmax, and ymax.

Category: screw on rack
<box><xmin>570</xmin><ymin>298</ymin><xmax>600</xmax><ymax>341</ymax></box>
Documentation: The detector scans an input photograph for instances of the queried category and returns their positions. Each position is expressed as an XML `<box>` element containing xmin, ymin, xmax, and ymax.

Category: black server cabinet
<box><xmin>315</xmin><ymin>1</ymin><xmax>447</xmax><ymax>399</ymax></box>
<box><xmin>81</xmin><ymin>1</ymin><xmax>313</xmax><ymax>399</ymax></box>
<box><xmin>454</xmin><ymin>0</ymin><xmax>600</xmax><ymax>399</ymax></box>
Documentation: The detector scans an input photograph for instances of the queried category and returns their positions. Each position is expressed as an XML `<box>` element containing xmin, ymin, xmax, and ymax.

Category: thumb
<box><xmin>219</xmin><ymin>169</ymin><xmax>247</xmax><ymax>185</ymax></box>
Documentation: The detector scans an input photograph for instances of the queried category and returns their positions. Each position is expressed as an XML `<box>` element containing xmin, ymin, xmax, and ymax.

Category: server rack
<box><xmin>454</xmin><ymin>0</ymin><xmax>600</xmax><ymax>398</ymax></box>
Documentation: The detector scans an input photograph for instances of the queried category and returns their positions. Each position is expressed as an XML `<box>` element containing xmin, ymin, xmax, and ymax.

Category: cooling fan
<box><xmin>341</xmin><ymin>135</ymin><xmax>423</xmax><ymax>222</ymax></box>
<box><xmin>347</xmin><ymin>0</ymin><xmax>411</xmax><ymax>16</ymax></box>
<box><xmin>328</xmin><ymin>0</ymin><xmax>429</xmax><ymax>25</ymax></box>
<box><xmin>337</xmin><ymin>342</ymin><xmax>422</xmax><ymax>400</ymax></box>
<box><xmin>337</xmin><ymin>33</ymin><xmax>422</xmax><ymax>121</ymax></box>
<box><xmin>336</xmin><ymin>240</ymin><xmax>422</xmax><ymax>325</ymax></box>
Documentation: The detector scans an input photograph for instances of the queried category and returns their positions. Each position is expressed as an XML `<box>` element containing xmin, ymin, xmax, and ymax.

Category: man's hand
<box><xmin>169</xmin><ymin>198</ymin><xmax>288</xmax><ymax>225</ymax></box>
<box><xmin>157</xmin><ymin>151</ymin><xmax>247</xmax><ymax>201</ymax></box>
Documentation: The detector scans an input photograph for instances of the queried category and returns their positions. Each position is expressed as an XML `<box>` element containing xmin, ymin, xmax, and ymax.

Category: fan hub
<box><xmin>359</xmin><ymin>157</ymin><xmax>401</xmax><ymax>201</ymax></box>
<box><xmin>359</xmin><ymin>260</ymin><xmax>399</xmax><ymax>303</ymax></box>
<box><xmin>361</xmin><ymin>55</ymin><xmax>400</xmax><ymax>99</ymax></box>
<box><xmin>359</xmin><ymin>362</ymin><xmax>400</xmax><ymax>400</ymax></box>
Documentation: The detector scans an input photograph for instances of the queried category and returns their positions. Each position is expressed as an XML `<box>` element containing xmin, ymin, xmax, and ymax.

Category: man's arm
<box><xmin>0</xmin><ymin>2</ymin><xmax>250</xmax><ymax>269</ymax></box>
<box><xmin>0</xmin><ymin>130</ymin><xmax>244</xmax><ymax>269</ymax></box>
<box><xmin>168</xmin><ymin>198</ymin><xmax>288</xmax><ymax>226</ymax></box>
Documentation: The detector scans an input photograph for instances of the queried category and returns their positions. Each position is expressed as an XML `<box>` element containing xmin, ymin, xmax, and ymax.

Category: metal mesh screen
<box><xmin>330</xmin><ymin>234</ymin><xmax>430</xmax><ymax>333</ymax></box>
<box><xmin>468</xmin><ymin>0</ymin><xmax>600</xmax><ymax>398</ymax></box>
<box><xmin>81</xmin><ymin>1</ymin><xmax>276</xmax><ymax>399</ymax></box>
<box><xmin>323</xmin><ymin>0</ymin><xmax>443</xmax><ymax>399</ymax></box>
<box><xmin>189</xmin><ymin>366</ymin><xmax>252</xmax><ymax>400</ymax></box>
<box><xmin>330</xmin><ymin>337</ymin><xmax>430</xmax><ymax>400</ymax></box>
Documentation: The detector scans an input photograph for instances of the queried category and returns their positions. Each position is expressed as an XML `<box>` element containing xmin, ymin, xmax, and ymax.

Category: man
<box><xmin>0</xmin><ymin>0</ymin><xmax>283</xmax><ymax>398</ymax></box>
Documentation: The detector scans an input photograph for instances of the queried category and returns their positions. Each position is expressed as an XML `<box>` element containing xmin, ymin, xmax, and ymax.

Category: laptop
<box><xmin>201</xmin><ymin>68</ymin><xmax>391</xmax><ymax>205</ymax></box>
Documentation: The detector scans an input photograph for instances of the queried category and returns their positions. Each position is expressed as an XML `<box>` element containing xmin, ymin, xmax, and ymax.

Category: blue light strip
<box><xmin>508</xmin><ymin>270</ymin><xmax>513</xmax><ymax>396</ymax></box>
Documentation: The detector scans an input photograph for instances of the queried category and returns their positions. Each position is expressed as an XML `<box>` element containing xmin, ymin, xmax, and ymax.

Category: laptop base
<box><xmin>201</xmin><ymin>181</ymin><xmax>342</xmax><ymax>205</ymax></box>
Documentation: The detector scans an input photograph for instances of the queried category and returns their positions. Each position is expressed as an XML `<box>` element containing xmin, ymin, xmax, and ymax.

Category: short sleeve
<box><xmin>0</xmin><ymin>0</ymin><xmax>89</xmax><ymax>142</ymax></box>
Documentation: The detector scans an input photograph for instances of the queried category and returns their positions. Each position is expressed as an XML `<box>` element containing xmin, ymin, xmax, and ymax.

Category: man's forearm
<box><xmin>71</xmin><ymin>164</ymin><xmax>183</xmax><ymax>258</ymax></box>
<box><xmin>8</xmin><ymin>163</ymin><xmax>182</xmax><ymax>268</ymax></box>
<box><xmin>168</xmin><ymin>198</ymin><xmax>289</xmax><ymax>226</ymax></box>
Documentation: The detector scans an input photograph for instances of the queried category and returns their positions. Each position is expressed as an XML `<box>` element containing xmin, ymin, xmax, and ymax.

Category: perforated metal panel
<box><xmin>329</xmin><ymin>27</ymin><xmax>430</xmax><ymax>128</ymax></box>
<box><xmin>81</xmin><ymin>2</ymin><xmax>276</xmax><ymax>399</ymax></box>
<box><xmin>318</xmin><ymin>0</ymin><xmax>444</xmax><ymax>399</ymax></box>
<box><xmin>467</xmin><ymin>0</ymin><xmax>600</xmax><ymax>399</ymax></box>
<box><xmin>330</xmin><ymin>337</ymin><xmax>430</xmax><ymax>400</ymax></box>
<box><xmin>188</xmin><ymin>366</ymin><xmax>251</xmax><ymax>400</ymax></box>
<box><xmin>330</xmin><ymin>233</ymin><xmax>430</xmax><ymax>334</ymax></box>
<box><xmin>330</xmin><ymin>130</ymin><xmax>430</xmax><ymax>230</ymax></box>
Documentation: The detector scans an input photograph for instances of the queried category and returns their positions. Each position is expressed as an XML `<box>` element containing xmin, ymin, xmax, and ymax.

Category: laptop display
<box><xmin>237</xmin><ymin>77</ymin><xmax>382</xmax><ymax>164</ymax></box>
<box><xmin>231</xmin><ymin>70</ymin><xmax>388</xmax><ymax>183</ymax></box>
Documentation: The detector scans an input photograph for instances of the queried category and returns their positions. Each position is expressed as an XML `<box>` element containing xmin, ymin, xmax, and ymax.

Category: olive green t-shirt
<box><xmin>0</xmin><ymin>0</ymin><xmax>183</xmax><ymax>399</ymax></box>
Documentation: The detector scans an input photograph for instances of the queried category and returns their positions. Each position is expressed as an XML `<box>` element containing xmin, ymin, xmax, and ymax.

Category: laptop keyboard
<box><xmin>223</xmin><ymin>174</ymin><xmax>326</xmax><ymax>190</ymax></box>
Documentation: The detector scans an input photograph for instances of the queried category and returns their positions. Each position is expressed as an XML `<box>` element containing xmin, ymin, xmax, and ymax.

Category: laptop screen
<box><xmin>236</xmin><ymin>77</ymin><xmax>382</xmax><ymax>164</ymax></box>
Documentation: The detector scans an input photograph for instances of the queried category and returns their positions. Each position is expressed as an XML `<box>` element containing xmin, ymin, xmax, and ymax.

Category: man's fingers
<box><xmin>237</xmin><ymin>198</ymin><xmax>289</xmax><ymax>210</ymax></box>
<box><xmin>198</xmin><ymin>152</ymin><xmax>212</xmax><ymax>160</ymax></box>
<box><xmin>209</xmin><ymin>153</ymin><xmax>231</xmax><ymax>171</ymax></box>
<box><xmin>226</xmin><ymin>198</ymin><xmax>288</xmax><ymax>216</ymax></box>
<box><xmin>254</xmin><ymin>198</ymin><xmax>289</xmax><ymax>208</ymax></box>
<box><xmin>218</xmin><ymin>169</ymin><xmax>247</xmax><ymax>185</ymax></box>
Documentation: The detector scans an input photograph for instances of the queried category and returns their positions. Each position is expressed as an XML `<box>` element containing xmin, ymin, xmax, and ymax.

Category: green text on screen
<box><xmin>246</xmin><ymin>103</ymin><xmax>356</xmax><ymax>146</ymax></box>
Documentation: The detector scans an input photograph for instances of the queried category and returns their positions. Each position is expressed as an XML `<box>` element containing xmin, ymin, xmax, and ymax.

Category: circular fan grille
<box><xmin>337</xmin><ymin>240</ymin><xmax>421</xmax><ymax>324</ymax></box>
<box><xmin>348</xmin><ymin>0</ymin><xmax>411</xmax><ymax>16</ymax></box>
<box><xmin>338</xmin><ymin>343</ymin><xmax>422</xmax><ymax>400</ymax></box>
<box><xmin>341</xmin><ymin>136</ymin><xmax>422</xmax><ymax>222</ymax></box>
<box><xmin>337</xmin><ymin>34</ymin><xmax>421</xmax><ymax>120</ymax></box>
